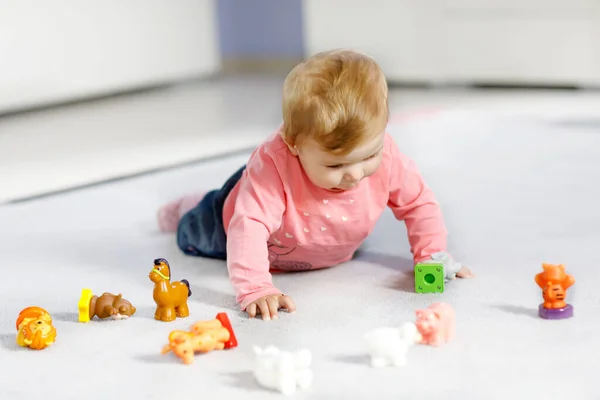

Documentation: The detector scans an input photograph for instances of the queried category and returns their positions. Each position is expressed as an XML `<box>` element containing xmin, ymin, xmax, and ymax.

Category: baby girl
<box><xmin>157</xmin><ymin>49</ymin><xmax>473</xmax><ymax>320</ymax></box>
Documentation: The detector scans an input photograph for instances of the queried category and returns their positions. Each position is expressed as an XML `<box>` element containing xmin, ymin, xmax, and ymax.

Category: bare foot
<box><xmin>157</xmin><ymin>199</ymin><xmax>183</xmax><ymax>232</ymax></box>
<box><xmin>157</xmin><ymin>193</ymin><xmax>206</xmax><ymax>233</ymax></box>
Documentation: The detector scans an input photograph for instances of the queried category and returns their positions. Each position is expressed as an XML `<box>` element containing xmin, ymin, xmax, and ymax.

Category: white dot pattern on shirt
<box><xmin>278</xmin><ymin>197</ymin><xmax>357</xmax><ymax>245</ymax></box>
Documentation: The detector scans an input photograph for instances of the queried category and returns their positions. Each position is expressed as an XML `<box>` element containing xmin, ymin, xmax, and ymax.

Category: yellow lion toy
<box><xmin>16</xmin><ymin>306</ymin><xmax>57</xmax><ymax>350</ymax></box>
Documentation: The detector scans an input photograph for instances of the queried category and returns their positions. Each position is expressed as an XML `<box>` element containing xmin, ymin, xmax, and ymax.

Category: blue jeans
<box><xmin>176</xmin><ymin>165</ymin><xmax>246</xmax><ymax>260</ymax></box>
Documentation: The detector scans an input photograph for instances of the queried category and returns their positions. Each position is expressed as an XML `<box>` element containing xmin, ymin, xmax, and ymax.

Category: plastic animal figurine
<box><xmin>161</xmin><ymin>313</ymin><xmax>238</xmax><ymax>364</ymax></box>
<box><xmin>535</xmin><ymin>263</ymin><xmax>575</xmax><ymax>309</ymax></box>
<box><xmin>161</xmin><ymin>330</ymin><xmax>205</xmax><ymax>364</ymax></box>
<box><xmin>415</xmin><ymin>302</ymin><xmax>455</xmax><ymax>346</ymax></box>
<box><xmin>364</xmin><ymin>322</ymin><xmax>421</xmax><ymax>368</ymax></box>
<box><xmin>253</xmin><ymin>345</ymin><xmax>313</xmax><ymax>396</ymax></box>
<box><xmin>16</xmin><ymin>306</ymin><xmax>57</xmax><ymax>350</ymax></box>
<box><xmin>78</xmin><ymin>288</ymin><xmax>137</xmax><ymax>322</ymax></box>
<box><xmin>535</xmin><ymin>263</ymin><xmax>575</xmax><ymax>319</ymax></box>
<box><xmin>191</xmin><ymin>312</ymin><xmax>238</xmax><ymax>349</ymax></box>
<box><xmin>149</xmin><ymin>258</ymin><xmax>191</xmax><ymax>322</ymax></box>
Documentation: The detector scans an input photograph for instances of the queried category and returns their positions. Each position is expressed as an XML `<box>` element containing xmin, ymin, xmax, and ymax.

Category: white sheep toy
<box><xmin>252</xmin><ymin>345</ymin><xmax>313</xmax><ymax>396</ymax></box>
<box><xmin>364</xmin><ymin>322</ymin><xmax>422</xmax><ymax>368</ymax></box>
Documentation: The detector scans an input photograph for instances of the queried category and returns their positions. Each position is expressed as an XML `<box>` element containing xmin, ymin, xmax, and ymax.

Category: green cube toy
<box><xmin>415</xmin><ymin>263</ymin><xmax>444</xmax><ymax>293</ymax></box>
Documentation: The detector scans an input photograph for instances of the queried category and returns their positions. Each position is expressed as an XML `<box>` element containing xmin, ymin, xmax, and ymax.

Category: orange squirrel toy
<box><xmin>161</xmin><ymin>312</ymin><xmax>238</xmax><ymax>364</ymax></box>
<box><xmin>16</xmin><ymin>307</ymin><xmax>57</xmax><ymax>350</ymax></box>
<box><xmin>535</xmin><ymin>263</ymin><xmax>575</xmax><ymax>309</ymax></box>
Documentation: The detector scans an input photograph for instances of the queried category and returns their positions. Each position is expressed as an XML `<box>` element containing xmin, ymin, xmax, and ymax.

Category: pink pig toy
<box><xmin>414</xmin><ymin>302</ymin><xmax>455</xmax><ymax>346</ymax></box>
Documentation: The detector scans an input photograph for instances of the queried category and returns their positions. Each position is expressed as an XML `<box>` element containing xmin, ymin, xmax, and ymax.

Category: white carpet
<box><xmin>1</xmin><ymin>111</ymin><xmax>599</xmax><ymax>399</ymax></box>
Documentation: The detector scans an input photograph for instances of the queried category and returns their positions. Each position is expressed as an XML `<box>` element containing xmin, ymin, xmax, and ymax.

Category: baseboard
<box><xmin>220</xmin><ymin>57</ymin><xmax>303</xmax><ymax>75</ymax></box>
<box><xmin>0</xmin><ymin>72</ymin><xmax>220</xmax><ymax>119</ymax></box>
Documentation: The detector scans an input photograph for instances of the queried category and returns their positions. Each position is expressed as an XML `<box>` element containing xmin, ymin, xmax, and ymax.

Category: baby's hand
<box><xmin>423</xmin><ymin>252</ymin><xmax>474</xmax><ymax>280</ymax></box>
<box><xmin>245</xmin><ymin>294</ymin><xmax>296</xmax><ymax>321</ymax></box>
<box><xmin>455</xmin><ymin>266</ymin><xmax>474</xmax><ymax>279</ymax></box>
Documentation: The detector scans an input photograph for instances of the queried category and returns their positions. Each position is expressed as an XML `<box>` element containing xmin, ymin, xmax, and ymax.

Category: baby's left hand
<box><xmin>423</xmin><ymin>252</ymin><xmax>473</xmax><ymax>281</ymax></box>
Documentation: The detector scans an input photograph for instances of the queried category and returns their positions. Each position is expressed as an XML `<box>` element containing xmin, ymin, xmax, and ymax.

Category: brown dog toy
<box><xmin>78</xmin><ymin>289</ymin><xmax>136</xmax><ymax>322</ymax></box>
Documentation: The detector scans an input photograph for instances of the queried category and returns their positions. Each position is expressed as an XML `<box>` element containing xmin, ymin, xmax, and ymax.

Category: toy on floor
<box><xmin>253</xmin><ymin>345</ymin><xmax>313</xmax><ymax>396</ymax></box>
<box><xmin>415</xmin><ymin>252</ymin><xmax>464</xmax><ymax>293</ymax></box>
<box><xmin>415</xmin><ymin>302</ymin><xmax>455</xmax><ymax>346</ymax></box>
<box><xmin>191</xmin><ymin>312</ymin><xmax>238</xmax><ymax>349</ymax></box>
<box><xmin>161</xmin><ymin>312</ymin><xmax>237</xmax><ymax>364</ymax></box>
<box><xmin>149</xmin><ymin>257</ymin><xmax>191</xmax><ymax>322</ymax></box>
<box><xmin>414</xmin><ymin>263</ymin><xmax>445</xmax><ymax>293</ymax></box>
<box><xmin>535</xmin><ymin>263</ymin><xmax>575</xmax><ymax>320</ymax></box>
<box><xmin>16</xmin><ymin>306</ymin><xmax>57</xmax><ymax>350</ymax></box>
<box><xmin>78</xmin><ymin>288</ymin><xmax>136</xmax><ymax>322</ymax></box>
<box><xmin>364</xmin><ymin>322</ymin><xmax>422</xmax><ymax>368</ymax></box>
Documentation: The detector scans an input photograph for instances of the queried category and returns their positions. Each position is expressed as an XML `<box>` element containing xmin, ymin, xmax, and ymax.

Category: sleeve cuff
<box><xmin>239</xmin><ymin>287</ymin><xmax>284</xmax><ymax>310</ymax></box>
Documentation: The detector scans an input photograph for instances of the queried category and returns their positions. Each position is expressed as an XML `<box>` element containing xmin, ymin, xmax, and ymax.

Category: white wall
<box><xmin>0</xmin><ymin>0</ymin><xmax>220</xmax><ymax>113</ymax></box>
<box><xmin>303</xmin><ymin>0</ymin><xmax>600</xmax><ymax>86</ymax></box>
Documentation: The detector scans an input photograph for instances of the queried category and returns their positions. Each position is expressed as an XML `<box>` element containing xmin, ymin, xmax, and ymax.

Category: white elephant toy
<box><xmin>420</xmin><ymin>251</ymin><xmax>463</xmax><ymax>281</ymax></box>
<box><xmin>364</xmin><ymin>322</ymin><xmax>422</xmax><ymax>368</ymax></box>
<box><xmin>253</xmin><ymin>345</ymin><xmax>313</xmax><ymax>396</ymax></box>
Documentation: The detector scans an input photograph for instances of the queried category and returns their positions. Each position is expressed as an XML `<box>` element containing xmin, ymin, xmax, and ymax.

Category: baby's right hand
<box><xmin>245</xmin><ymin>294</ymin><xmax>296</xmax><ymax>321</ymax></box>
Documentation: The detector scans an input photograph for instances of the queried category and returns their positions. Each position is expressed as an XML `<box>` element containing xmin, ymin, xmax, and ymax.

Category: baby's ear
<box><xmin>286</xmin><ymin>143</ymin><xmax>299</xmax><ymax>156</ymax></box>
<box><xmin>282</xmin><ymin>135</ymin><xmax>299</xmax><ymax>156</ymax></box>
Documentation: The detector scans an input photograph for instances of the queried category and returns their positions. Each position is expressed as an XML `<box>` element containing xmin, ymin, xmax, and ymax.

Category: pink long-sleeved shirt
<box><xmin>222</xmin><ymin>129</ymin><xmax>448</xmax><ymax>309</ymax></box>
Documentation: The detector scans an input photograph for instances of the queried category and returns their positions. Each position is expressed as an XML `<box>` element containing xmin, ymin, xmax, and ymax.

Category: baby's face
<box><xmin>295</xmin><ymin>132</ymin><xmax>385</xmax><ymax>191</ymax></box>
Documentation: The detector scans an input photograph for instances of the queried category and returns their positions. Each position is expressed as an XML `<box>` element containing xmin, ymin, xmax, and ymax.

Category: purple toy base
<box><xmin>538</xmin><ymin>304</ymin><xmax>573</xmax><ymax>320</ymax></box>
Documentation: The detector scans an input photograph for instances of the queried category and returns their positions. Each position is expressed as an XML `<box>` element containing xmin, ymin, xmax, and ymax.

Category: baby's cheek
<box><xmin>311</xmin><ymin>169</ymin><xmax>336</xmax><ymax>188</ymax></box>
<box><xmin>323</xmin><ymin>170</ymin><xmax>341</xmax><ymax>184</ymax></box>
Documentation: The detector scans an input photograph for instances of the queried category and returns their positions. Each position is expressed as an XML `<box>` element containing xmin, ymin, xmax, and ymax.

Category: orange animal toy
<box><xmin>535</xmin><ymin>263</ymin><xmax>575</xmax><ymax>319</ymax></box>
<box><xmin>149</xmin><ymin>258</ymin><xmax>191</xmax><ymax>322</ymax></box>
<box><xmin>16</xmin><ymin>306</ymin><xmax>57</xmax><ymax>350</ymax></box>
<box><xmin>161</xmin><ymin>312</ymin><xmax>238</xmax><ymax>364</ymax></box>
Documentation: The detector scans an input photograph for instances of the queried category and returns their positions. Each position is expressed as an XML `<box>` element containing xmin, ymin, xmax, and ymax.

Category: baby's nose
<box><xmin>344</xmin><ymin>167</ymin><xmax>363</xmax><ymax>182</ymax></box>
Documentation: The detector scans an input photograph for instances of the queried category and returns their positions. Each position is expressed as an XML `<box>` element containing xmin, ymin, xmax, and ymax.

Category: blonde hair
<box><xmin>281</xmin><ymin>49</ymin><xmax>388</xmax><ymax>156</ymax></box>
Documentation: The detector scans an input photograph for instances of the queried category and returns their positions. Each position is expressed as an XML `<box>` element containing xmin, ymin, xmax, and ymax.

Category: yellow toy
<box><xmin>16</xmin><ymin>306</ymin><xmax>57</xmax><ymax>350</ymax></box>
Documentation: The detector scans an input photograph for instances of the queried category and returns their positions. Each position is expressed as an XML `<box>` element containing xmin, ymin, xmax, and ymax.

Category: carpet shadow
<box><xmin>353</xmin><ymin>250</ymin><xmax>414</xmax><ymax>273</ymax></box>
<box><xmin>52</xmin><ymin>311</ymin><xmax>79</xmax><ymax>323</ymax></box>
<box><xmin>333</xmin><ymin>354</ymin><xmax>369</xmax><ymax>366</ymax></box>
<box><xmin>134</xmin><ymin>352</ymin><xmax>183</xmax><ymax>364</ymax></box>
<box><xmin>190</xmin><ymin>285</ymin><xmax>238</xmax><ymax>310</ymax></box>
<box><xmin>224</xmin><ymin>371</ymin><xmax>263</xmax><ymax>392</ymax></box>
<box><xmin>492</xmin><ymin>304</ymin><xmax>538</xmax><ymax>319</ymax></box>
<box><xmin>383</xmin><ymin>273</ymin><xmax>417</xmax><ymax>293</ymax></box>
<box><xmin>354</xmin><ymin>251</ymin><xmax>417</xmax><ymax>293</ymax></box>
<box><xmin>129</xmin><ymin>306</ymin><xmax>160</xmax><ymax>320</ymax></box>
<box><xmin>0</xmin><ymin>333</ymin><xmax>18</xmax><ymax>350</ymax></box>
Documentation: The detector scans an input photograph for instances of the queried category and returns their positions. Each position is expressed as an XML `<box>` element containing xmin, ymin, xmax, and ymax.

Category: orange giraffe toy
<box><xmin>149</xmin><ymin>258</ymin><xmax>191</xmax><ymax>322</ymax></box>
<box><xmin>161</xmin><ymin>313</ymin><xmax>238</xmax><ymax>364</ymax></box>
<box><xmin>535</xmin><ymin>263</ymin><xmax>575</xmax><ymax>319</ymax></box>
